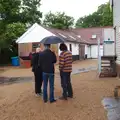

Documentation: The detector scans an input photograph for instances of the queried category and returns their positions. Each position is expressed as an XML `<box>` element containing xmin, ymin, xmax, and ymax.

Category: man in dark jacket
<box><xmin>32</xmin><ymin>48</ymin><xmax>43</xmax><ymax>96</ymax></box>
<box><xmin>39</xmin><ymin>44</ymin><xmax>57</xmax><ymax>103</ymax></box>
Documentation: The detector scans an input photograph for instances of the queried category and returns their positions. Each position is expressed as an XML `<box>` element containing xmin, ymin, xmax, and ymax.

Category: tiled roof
<box><xmin>72</xmin><ymin>26</ymin><xmax>112</xmax><ymax>45</ymax></box>
<box><xmin>45</xmin><ymin>26</ymin><xmax>112</xmax><ymax>45</ymax></box>
<box><xmin>46</xmin><ymin>28</ymin><xmax>88</xmax><ymax>44</ymax></box>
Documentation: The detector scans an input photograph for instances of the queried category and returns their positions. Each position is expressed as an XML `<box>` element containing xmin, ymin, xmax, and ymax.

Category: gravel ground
<box><xmin>0</xmin><ymin>70</ymin><xmax>120</xmax><ymax>120</ymax></box>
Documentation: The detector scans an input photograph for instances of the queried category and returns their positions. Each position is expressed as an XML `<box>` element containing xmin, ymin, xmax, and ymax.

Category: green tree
<box><xmin>43</xmin><ymin>12</ymin><xmax>74</xmax><ymax>29</ymax></box>
<box><xmin>97</xmin><ymin>2</ymin><xmax>113</xmax><ymax>26</ymax></box>
<box><xmin>0</xmin><ymin>0</ymin><xmax>42</xmax><ymax>49</ymax></box>
<box><xmin>75</xmin><ymin>2</ymin><xmax>113</xmax><ymax>28</ymax></box>
<box><xmin>0</xmin><ymin>22</ymin><xmax>26</xmax><ymax>49</ymax></box>
<box><xmin>20</xmin><ymin>0</ymin><xmax>42</xmax><ymax>25</ymax></box>
<box><xmin>0</xmin><ymin>0</ymin><xmax>42</xmax><ymax>64</ymax></box>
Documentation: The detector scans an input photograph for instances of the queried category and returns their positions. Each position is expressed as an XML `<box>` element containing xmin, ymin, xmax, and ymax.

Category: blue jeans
<box><xmin>43</xmin><ymin>73</ymin><xmax>55</xmax><ymax>102</ymax></box>
<box><xmin>60</xmin><ymin>71</ymin><xmax>73</xmax><ymax>98</ymax></box>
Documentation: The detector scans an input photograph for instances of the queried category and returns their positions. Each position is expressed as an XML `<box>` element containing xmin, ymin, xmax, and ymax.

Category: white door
<box><xmin>91</xmin><ymin>45</ymin><xmax>103</xmax><ymax>58</ymax></box>
<box><xmin>91</xmin><ymin>45</ymin><xmax>98</xmax><ymax>58</ymax></box>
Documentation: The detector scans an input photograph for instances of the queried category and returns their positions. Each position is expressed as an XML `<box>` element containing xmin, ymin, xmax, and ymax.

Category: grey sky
<box><xmin>41</xmin><ymin>0</ymin><xmax>109</xmax><ymax>20</ymax></box>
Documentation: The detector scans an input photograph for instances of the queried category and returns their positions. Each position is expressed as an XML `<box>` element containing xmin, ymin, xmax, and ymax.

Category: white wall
<box><xmin>86</xmin><ymin>45</ymin><xmax>103</xmax><ymax>59</ymax></box>
<box><xmin>103</xmin><ymin>28</ymin><xmax>115</xmax><ymax>56</ymax></box>
<box><xmin>58</xmin><ymin>42</ymin><xmax>79</xmax><ymax>56</ymax></box>
<box><xmin>71</xmin><ymin>43</ymin><xmax>79</xmax><ymax>55</ymax></box>
<box><xmin>85</xmin><ymin>45</ymin><xmax>88</xmax><ymax>55</ymax></box>
<box><xmin>113</xmin><ymin>0</ymin><xmax>120</xmax><ymax>64</ymax></box>
<box><xmin>103</xmin><ymin>28</ymin><xmax>114</xmax><ymax>41</ymax></box>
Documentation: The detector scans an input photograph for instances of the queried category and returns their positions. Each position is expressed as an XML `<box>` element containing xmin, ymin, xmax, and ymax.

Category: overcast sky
<box><xmin>41</xmin><ymin>0</ymin><xmax>109</xmax><ymax>20</ymax></box>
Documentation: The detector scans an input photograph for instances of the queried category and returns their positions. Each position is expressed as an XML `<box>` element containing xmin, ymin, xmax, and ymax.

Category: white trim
<box><xmin>16</xmin><ymin>23</ymin><xmax>56</xmax><ymax>43</ymax></box>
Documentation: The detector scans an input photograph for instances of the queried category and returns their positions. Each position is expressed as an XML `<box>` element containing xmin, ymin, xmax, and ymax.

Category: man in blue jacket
<box><xmin>39</xmin><ymin>44</ymin><xmax>57</xmax><ymax>103</ymax></box>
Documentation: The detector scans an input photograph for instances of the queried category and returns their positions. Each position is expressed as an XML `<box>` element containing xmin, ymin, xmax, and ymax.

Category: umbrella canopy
<box><xmin>40</xmin><ymin>36</ymin><xmax>65</xmax><ymax>44</ymax></box>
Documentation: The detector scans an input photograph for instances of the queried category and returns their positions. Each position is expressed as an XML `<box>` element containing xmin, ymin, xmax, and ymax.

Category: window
<box><xmin>69</xmin><ymin>35</ymin><xmax>76</xmax><ymax>40</ymax></box>
<box><xmin>32</xmin><ymin>43</ymin><xmax>39</xmax><ymax>48</ymax></box>
<box><xmin>91</xmin><ymin>35</ymin><xmax>97</xmax><ymax>39</ymax></box>
<box><xmin>77</xmin><ymin>35</ymin><xmax>81</xmax><ymax>38</ymax></box>
<box><xmin>69</xmin><ymin>44</ymin><xmax>72</xmax><ymax>52</ymax></box>
<box><xmin>58</xmin><ymin>33</ymin><xmax>67</xmax><ymax>38</ymax></box>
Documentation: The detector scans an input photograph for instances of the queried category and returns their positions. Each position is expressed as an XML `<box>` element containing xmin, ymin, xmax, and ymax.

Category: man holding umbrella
<box><xmin>39</xmin><ymin>44</ymin><xmax>57</xmax><ymax>103</ymax></box>
<box><xmin>40</xmin><ymin>36</ymin><xmax>64</xmax><ymax>103</ymax></box>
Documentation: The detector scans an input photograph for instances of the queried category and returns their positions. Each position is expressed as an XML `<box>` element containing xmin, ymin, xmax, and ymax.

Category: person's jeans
<box><xmin>43</xmin><ymin>73</ymin><xmax>55</xmax><ymax>102</ymax></box>
<box><xmin>60</xmin><ymin>71</ymin><xmax>73</xmax><ymax>98</ymax></box>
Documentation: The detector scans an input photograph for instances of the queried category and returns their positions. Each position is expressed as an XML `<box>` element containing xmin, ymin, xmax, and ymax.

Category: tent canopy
<box><xmin>16</xmin><ymin>23</ymin><xmax>55</xmax><ymax>43</ymax></box>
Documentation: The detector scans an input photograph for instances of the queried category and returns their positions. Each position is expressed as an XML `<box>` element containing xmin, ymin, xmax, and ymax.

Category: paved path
<box><xmin>0</xmin><ymin>66</ymin><xmax>97</xmax><ymax>85</ymax></box>
<box><xmin>0</xmin><ymin>60</ymin><xmax>97</xmax><ymax>85</ymax></box>
<box><xmin>0</xmin><ymin>59</ymin><xmax>97</xmax><ymax>78</ymax></box>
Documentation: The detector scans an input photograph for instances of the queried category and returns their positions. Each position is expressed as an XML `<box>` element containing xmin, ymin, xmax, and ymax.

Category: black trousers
<box><xmin>60</xmin><ymin>71</ymin><xmax>73</xmax><ymax>98</ymax></box>
<box><xmin>34</xmin><ymin>69</ymin><xmax>43</xmax><ymax>94</ymax></box>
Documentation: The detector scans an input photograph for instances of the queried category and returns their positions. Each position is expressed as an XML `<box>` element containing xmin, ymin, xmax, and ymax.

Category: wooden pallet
<box><xmin>99</xmin><ymin>72</ymin><xmax>117</xmax><ymax>78</ymax></box>
<box><xmin>99</xmin><ymin>56</ymin><xmax>117</xmax><ymax>78</ymax></box>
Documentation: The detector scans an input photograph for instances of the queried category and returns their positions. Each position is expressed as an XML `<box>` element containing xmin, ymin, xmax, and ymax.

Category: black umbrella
<box><xmin>40</xmin><ymin>36</ymin><xmax>65</xmax><ymax>44</ymax></box>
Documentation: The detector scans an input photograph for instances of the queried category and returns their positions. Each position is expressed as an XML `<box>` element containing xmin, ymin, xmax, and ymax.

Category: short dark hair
<box><xmin>44</xmin><ymin>44</ymin><xmax>51</xmax><ymax>48</ymax></box>
<box><xmin>59</xmin><ymin>43</ymin><xmax>67</xmax><ymax>51</ymax></box>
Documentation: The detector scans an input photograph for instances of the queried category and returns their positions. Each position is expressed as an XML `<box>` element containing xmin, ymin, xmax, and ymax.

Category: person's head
<box><xmin>59</xmin><ymin>43</ymin><xmax>68</xmax><ymax>51</ymax></box>
<box><xmin>44</xmin><ymin>44</ymin><xmax>51</xmax><ymax>49</ymax></box>
<box><xmin>36</xmin><ymin>47</ymin><xmax>41</xmax><ymax>53</ymax></box>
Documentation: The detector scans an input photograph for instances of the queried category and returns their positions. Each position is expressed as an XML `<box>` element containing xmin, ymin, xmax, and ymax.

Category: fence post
<box><xmin>98</xmin><ymin>38</ymin><xmax>101</xmax><ymax>74</ymax></box>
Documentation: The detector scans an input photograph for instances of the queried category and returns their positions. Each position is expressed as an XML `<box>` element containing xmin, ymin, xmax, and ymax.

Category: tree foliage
<box><xmin>75</xmin><ymin>2</ymin><xmax>113</xmax><ymax>28</ymax></box>
<box><xmin>43</xmin><ymin>12</ymin><xmax>74</xmax><ymax>29</ymax></box>
<box><xmin>0</xmin><ymin>0</ymin><xmax>42</xmax><ymax>64</ymax></box>
<box><xmin>0</xmin><ymin>22</ymin><xmax>26</xmax><ymax>49</ymax></box>
<box><xmin>20</xmin><ymin>0</ymin><xmax>42</xmax><ymax>25</ymax></box>
<box><xmin>0</xmin><ymin>0</ymin><xmax>42</xmax><ymax>49</ymax></box>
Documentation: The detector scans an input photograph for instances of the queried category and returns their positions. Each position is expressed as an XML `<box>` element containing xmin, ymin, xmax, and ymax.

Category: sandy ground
<box><xmin>0</xmin><ymin>59</ymin><xmax>120</xmax><ymax>120</ymax></box>
<box><xmin>0</xmin><ymin>71</ymin><xmax>120</xmax><ymax>120</ymax></box>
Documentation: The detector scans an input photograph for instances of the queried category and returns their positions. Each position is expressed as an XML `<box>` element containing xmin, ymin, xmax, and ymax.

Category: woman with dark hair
<box><xmin>59</xmin><ymin>43</ymin><xmax>73</xmax><ymax>100</ymax></box>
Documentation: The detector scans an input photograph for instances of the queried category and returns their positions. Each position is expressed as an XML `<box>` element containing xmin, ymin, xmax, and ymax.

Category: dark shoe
<box><xmin>59</xmin><ymin>96</ymin><xmax>67</xmax><ymax>100</ymax></box>
<box><xmin>50</xmin><ymin>99</ymin><xmax>57</xmax><ymax>103</ymax></box>
<box><xmin>68</xmin><ymin>95</ymin><xmax>73</xmax><ymax>98</ymax></box>
<box><xmin>44</xmin><ymin>100</ymin><xmax>48</xmax><ymax>103</ymax></box>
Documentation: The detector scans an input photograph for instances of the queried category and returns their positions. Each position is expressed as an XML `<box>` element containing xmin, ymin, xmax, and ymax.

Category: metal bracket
<box><xmin>114</xmin><ymin>86</ymin><xmax>120</xmax><ymax>98</ymax></box>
